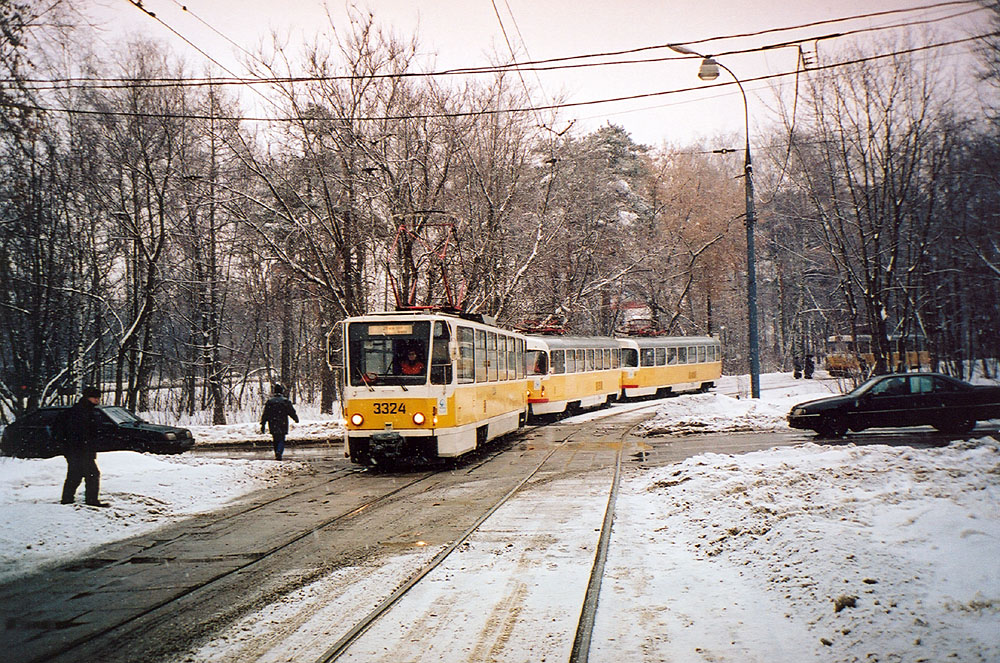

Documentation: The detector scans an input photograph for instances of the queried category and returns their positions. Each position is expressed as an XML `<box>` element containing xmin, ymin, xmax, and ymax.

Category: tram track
<box><xmin>5</xmin><ymin>467</ymin><xmax>452</xmax><ymax>663</ymax></box>
<box><xmin>301</xmin><ymin>410</ymin><xmax>650</xmax><ymax>663</ymax></box>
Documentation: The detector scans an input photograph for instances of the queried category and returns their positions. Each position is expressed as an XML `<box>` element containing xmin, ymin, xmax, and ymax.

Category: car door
<box><xmin>91</xmin><ymin>408</ymin><xmax>126</xmax><ymax>452</ymax></box>
<box><xmin>860</xmin><ymin>376</ymin><xmax>916</xmax><ymax>429</ymax></box>
<box><xmin>906</xmin><ymin>375</ymin><xmax>937</xmax><ymax>426</ymax></box>
<box><xmin>930</xmin><ymin>376</ymin><xmax>972</xmax><ymax>419</ymax></box>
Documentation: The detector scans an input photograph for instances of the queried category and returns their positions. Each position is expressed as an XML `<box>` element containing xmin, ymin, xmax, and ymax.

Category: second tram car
<box><xmin>524</xmin><ymin>336</ymin><xmax>623</xmax><ymax>416</ymax></box>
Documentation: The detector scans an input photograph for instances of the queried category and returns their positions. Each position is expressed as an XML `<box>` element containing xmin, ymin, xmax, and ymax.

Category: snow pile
<box><xmin>0</xmin><ymin>452</ymin><xmax>307</xmax><ymax>582</ymax></box>
<box><xmin>187</xmin><ymin>417</ymin><xmax>345</xmax><ymax>447</ymax></box>
<box><xmin>637</xmin><ymin>384</ymin><xmax>834</xmax><ymax>435</ymax></box>
<box><xmin>597</xmin><ymin>438</ymin><xmax>1000</xmax><ymax>661</ymax></box>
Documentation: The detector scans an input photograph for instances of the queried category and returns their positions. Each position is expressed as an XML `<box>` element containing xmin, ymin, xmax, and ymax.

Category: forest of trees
<box><xmin>1</xmin><ymin>2</ymin><xmax>998</xmax><ymax>422</ymax></box>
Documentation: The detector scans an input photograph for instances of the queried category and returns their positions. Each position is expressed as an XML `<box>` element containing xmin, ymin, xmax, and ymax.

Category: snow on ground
<box><xmin>1</xmin><ymin>373</ymin><xmax>998</xmax><ymax>661</ymax></box>
<box><xmin>0</xmin><ymin>452</ymin><xmax>307</xmax><ymax>583</ymax></box>
<box><xmin>594</xmin><ymin>439</ymin><xmax>1000</xmax><ymax>662</ymax></box>
<box><xmin>185</xmin><ymin>416</ymin><xmax>345</xmax><ymax>447</ymax></box>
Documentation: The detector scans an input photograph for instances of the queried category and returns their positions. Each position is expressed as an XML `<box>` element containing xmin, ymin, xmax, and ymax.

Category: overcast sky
<box><xmin>83</xmin><ymin>0</ymin><xmax>988</xmax><ymax>147</ymax></box>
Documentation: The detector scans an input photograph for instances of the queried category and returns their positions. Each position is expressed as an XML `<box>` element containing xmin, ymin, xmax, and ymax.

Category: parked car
<box><xmin>787</xmin><ymin>372</ymin><xmax>1000</xmax><ymax>438</ymax></box>
<box><xmin>1</xmin><ymin>405</ymin><xmax>195</xmax><ymax>458</ymax></box>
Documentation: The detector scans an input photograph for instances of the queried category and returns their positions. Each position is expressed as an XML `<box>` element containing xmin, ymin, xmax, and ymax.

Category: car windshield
<box><xmin>848</xmin><ymin>376</ymin><xmax>886</xmax><ymax>396</ymax></box>
<box><xmin>99</xmin><ymin>406</ymin><xmax>142</xmax><ymax>424</ymax></box>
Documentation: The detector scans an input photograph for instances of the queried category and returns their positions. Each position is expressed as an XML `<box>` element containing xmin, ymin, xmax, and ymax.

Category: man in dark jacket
<box><xmin>260</xmin><ymin>384</ymin><xmax>298</xmax><ymax>460</ymax></box>
<box><xmin>57</xmin><ymin>386</ymin><xmax>108</xmax><ymax>507</ymax></box>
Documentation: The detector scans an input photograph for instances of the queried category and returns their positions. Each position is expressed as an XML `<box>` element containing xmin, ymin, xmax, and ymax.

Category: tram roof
<box><xmin>524</xmin><ymin>335</ymin><xmax>717</xmax><ymax>350</ymax></box>
<box><xmin>524</xmin><ymin>335</ymin><xmax>620</xmax><ymax>350</ymax></box>
<box><xmin>622</xmin><ymin>335</ymin><xmax>718</xmax><ymax>349</ymax></box>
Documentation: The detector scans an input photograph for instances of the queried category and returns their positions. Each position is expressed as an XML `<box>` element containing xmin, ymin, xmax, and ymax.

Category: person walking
<box><xmin>260</xmin><ymin>384</ymin><xmax>298</xmax><ymax>460</ymax></box>
<box><xmin>57</xmin><ymin>386</ymin><xmax>108</xmax><ymax>507</ymax></box>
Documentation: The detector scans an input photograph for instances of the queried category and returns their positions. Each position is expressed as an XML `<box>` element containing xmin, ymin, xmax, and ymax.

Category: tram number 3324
<box><xmin>373</xmin><ymin>402</ymin><xmax>406</xmax><ymax>414</ymax></box>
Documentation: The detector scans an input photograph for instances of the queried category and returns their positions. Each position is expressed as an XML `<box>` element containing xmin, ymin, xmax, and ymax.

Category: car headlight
<box><xmin>792</xmin><ymin>408</ymin><xmax>806</xmax><ymax>416</ymax></box>
<box><xmin>164</xmin><ymin>432</ymin><xmax>177</xmax><ymax>440</ymax></box>
<box><xmin>350</xmin><ymin>413</ymin><xmax>364</xmax><ymax>426</ymax></box>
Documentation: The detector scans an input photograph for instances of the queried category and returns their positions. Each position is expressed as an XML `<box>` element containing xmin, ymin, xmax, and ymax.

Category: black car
<box><xmin>1</xmin><ymin>405</ymin><xmax>195</xmax><ymax>458</ymax></box>
<box><xmin>788</xmin><ymin>372</ymin><xmax>1000</xmax><ymax>438</ymax></box>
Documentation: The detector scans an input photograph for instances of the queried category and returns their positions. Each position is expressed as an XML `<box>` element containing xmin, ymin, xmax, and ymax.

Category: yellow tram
<box><xmin>618</xmin><ymin>336</ymin><xmax>722</xmax><ymax>398</ymax></box>
<box><xmin>824</xmin><ymin>334</ymin><xmax>930</xmax><ymax>377</ymax></box>
<box><xmin>340</xmin><ymin>311</ymin><xmax>527</xmax><ymax>466</ymax></box>
<box><xmin>524</xmin><ymin>336</ymin><xmax>623</xmax><ymax>416</ymax></box>
<box><xmin>338</xmin><ymin>310</ymin><xmax>725</xmax><ymax>466</ymax></box>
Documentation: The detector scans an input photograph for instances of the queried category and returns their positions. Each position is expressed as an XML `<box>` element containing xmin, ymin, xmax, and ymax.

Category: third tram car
<box><xmin>618</xmin><ymin>336</ymin><xmax>722</xmax><ymax>398</ymax></box>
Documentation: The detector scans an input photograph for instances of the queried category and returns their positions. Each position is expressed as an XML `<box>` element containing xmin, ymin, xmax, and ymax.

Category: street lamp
<box><xmin>669</xmin><ymin>44</ymin><xmax>760</xmax><ymax>398</ymax></box>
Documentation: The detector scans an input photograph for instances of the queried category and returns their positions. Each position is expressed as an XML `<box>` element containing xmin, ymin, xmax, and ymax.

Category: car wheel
<box><xmin>933</xmin><ymin>418</ymin><xmax>975</xmax><ymax>434</ymax></box>
<box><xmin>815</xmin><ymin>417</ymin><xmax>848</xmax><ymax>439</ymax></box>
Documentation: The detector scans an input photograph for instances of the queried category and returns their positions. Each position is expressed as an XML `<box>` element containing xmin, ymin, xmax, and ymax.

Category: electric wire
<box><xmin>5</xmin><ymin>32</ymin><xmax>991</xmax><ymax>123</ymax></box>
<box><xmin>17</xmin><ymin>1</ymin><xmax>985</xmax><ymax>91</ymax></box>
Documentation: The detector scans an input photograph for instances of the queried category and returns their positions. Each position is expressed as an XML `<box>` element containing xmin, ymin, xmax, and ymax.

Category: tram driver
<box><xmin>398</xmin><ymin>347</ymin><xmax>426</xmax><ymax>376</ymax></box>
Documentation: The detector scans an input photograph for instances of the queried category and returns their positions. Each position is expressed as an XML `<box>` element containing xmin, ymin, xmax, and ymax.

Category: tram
<box><xmin>824</xmin><ymin>334</ymin><xmax>930</xmax><ymax>377</ymax></box>
<box><xmin>338</xmin><ymin>310</ymin><xmax>725</xmax><ymax>467</ymax></box>
<box><xmin>340</xmin><ymin>311</ymin><xmax>527</xmax><ymax>466</ymax></box>
<box><xmin>617</xmin><ymin>336</ymin><xmax>722</xmax><ymax>398</ymax></box>
<box><xmin>524</xmin><ymin>336</ymin><xmax>623</xmax><ymax>416</ymax></box>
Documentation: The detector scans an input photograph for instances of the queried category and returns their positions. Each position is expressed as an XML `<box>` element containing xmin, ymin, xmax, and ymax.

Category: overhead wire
<box><xmin>122</xmin><ymin>0</ymin><xmax>280</xmax><ymax>111</ymax></box>
<box><xmin>17</xmin><ymin>1</ymin><xmax>986</xmax><ymax>91</ymax></box>
<box><xmin>5</xmin><ymin>32</ymin><xmax>993</xmax><ymax>123</ymax></box>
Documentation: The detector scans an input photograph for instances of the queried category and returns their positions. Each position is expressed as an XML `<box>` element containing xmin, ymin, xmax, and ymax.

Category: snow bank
<box><xmin>0</xmin><ymin>452</ymin><xmax>306</xmax><ymax>582</ymax></box>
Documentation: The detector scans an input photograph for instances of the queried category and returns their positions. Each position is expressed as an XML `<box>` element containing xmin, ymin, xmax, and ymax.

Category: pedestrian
<box><xmin>56</xmin><ymin>386</ymin><xmax>108</xmax><ymax>507</ymax></box>
<box><xmin>804</xmin><ymin>355</ymin><xmax>815</xmax><ymax>379</ymax></box>
<box><xmin>793</xmin><ymin>356</ymin><xmax>802</xmax><ymax>379</ymax></box>
<box><xmin>260</xmin><ymin>384</ymin><xmax>298</xmax><ymax>460</ymax></box>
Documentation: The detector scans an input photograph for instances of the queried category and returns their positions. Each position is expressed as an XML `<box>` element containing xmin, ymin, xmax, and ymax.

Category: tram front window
<box><xmin>348</xmin><ymin>321</ymin><xmax>431</xmax><ymax>386</ymax></box>
<box><xmin>525</xmin><ymin>350</ymin><xmax>548</xmax><ymax>376</ymax></box>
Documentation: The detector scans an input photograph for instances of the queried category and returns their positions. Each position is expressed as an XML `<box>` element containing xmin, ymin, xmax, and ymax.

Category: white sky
<box><xmin>80</xmin><ymin>0</ymin><xmax>989</xmax><ymax>147</ymax></box>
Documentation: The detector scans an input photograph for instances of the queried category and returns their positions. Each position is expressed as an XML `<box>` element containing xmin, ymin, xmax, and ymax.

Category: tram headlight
<box><xmin>412</xmin><ymin>412</ymin><xmax>426</xmax><ymax>425</ymax></box>
<box><xmin>350</xmin><ymin>413</ymin><xmax>364</xmax><ymax>426</ymax></box>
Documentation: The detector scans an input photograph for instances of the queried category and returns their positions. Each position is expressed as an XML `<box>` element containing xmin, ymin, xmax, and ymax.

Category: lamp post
<box><xmin>669</xmin><ymin>45</ymin><xmax>760</xmax><ymax>398</ymax></box>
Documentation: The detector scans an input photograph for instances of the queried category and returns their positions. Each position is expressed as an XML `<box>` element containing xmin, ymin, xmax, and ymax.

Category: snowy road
<box><xmin>2</xmin><ymin>374</ymin><xmax>996</xmax><ymax>662</ymax></box>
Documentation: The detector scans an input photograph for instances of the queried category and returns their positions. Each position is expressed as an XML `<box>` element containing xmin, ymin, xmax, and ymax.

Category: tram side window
<box><xmin>515</xmin><ymin>338</ymin><xmax>524</xmax><ymax>379</ymax></box>
<box><xmin>497</xmin><ymin>336</ymin><xmax>508</xmax><ymax>381</ymax></box>
<box><xmin>621</xmin><ymin>348</ymin><xmax>638</xmax><ymax>368</ymax></box>
<box><xmin>475</xmin><ymin>329</ymin><xmax>487</xmax><ymax>382</ymax></box>
<box><xmin>594</xmin><ymin>349</ymin><xmax>603</xmax><ymax>371</ymax></box>
<box><xmin>698</xmin><ymin>346</ymin><xmax>706</xmax><ymax>363</ymax></box>
<box><xmin>612</xmin><ymin>348</ymin><xmax>620</xmax><ymax>369</ymax></box>
<box><xmin>640</xmin><ymin>348</ymin><xmax>655</xmax><ymax>367</ymax></box>
<box><xmin>667</xmin><ymin>347</ymin><xmax>677</xmax><ymax>365</ymax></box>
<box><xmin>688</xmin><ymin>346</ymin><xmax>697</xmax><ymax>363</ymax></box>
<box><xmin>677</xmin><ymin>347</ymin><xmax>687</xmax><ymax>363</ymax></box>
<box><xmin>566</xmin><ymin>349</ymin><xmax>576</xmax><ymax>373</ymax></box>
<box><xmin>507</xmin><ymin>337</ymin><xmax>516</xmax><ymax>379</ymax></box>
<box><xmin>551</xmin><ymin>350</ymin><xmax>565</xmax><ymax>374</ymax></box>
<box><xmin>431</xmin><ymin>322</ymin><xmax>452</xmax><ymax>385</ymax></box>
<box><xmin>458</xmin><ymin>327</ymin><xmax>475</xmax><ymax>384</ymax></box>
<box><xmin>655</xmin><ymin>348</ymin><xmax>666</xmax><ymax>366</ymax></box>
<box><xmin>487</xmin><ymin>332</ymin><xmax>498</xmax><ymax>381</ymax></box>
